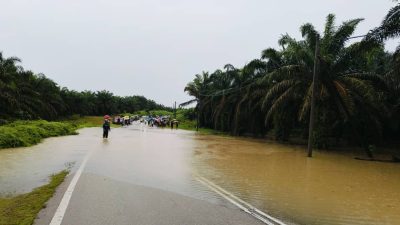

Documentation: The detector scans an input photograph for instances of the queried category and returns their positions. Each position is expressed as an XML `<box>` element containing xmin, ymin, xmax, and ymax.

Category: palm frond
<box><xmin>343</xmin><ymin>72</ymin><xmax>385</xmax><ymax>88</ymax></box>
<box><xmin>299</xmin><ymin>84</ymin><xmax>313</xmax><ymax>121</ymax></box>
<box><xmin>328</xmin><ymin>18</ymin><xmax>364</xmax><ymax>55</ymax></box>
<box><xmin>262</xmin><ymin>79</ymin><xmax>299</xmax><ymax>109</ymax></box>
<box><xmin>324</xmin><ymin>14</ymin><xmax>336</xmax><ymax>39</ymax></box>
<box><xmin>300</xmin><ymin>23</ymin><xmax>320</xmax><ymax>49</ymax></box>
<box><xmin>180</xmin><ymin>99</ymin><xmax>197</xmax><ymax>107</ymax></box>
<box><xmin>333</xmin><ymin>80</ymin><xmax>355</xmax><ymax>114</ymax></box>
<box><xmin>268</xmin><ymin>64</ymin><xmax>305</xmax><ymax>81</ymax></box>
<box><xmin>265</xmin><ymin>85</ymin><xmax>297</xmax><ymax>125</ymax></box>
<box><xmin>340</xmin><ymin>77</ymin><xmax>378</xmax><ymax>106</ymax></box>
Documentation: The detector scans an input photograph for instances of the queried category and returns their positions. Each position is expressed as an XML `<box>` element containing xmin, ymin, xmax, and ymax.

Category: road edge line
<box><xmin>195</xmin><ymin>175</ymin><xmax>287</xmax><ymax>225</ymax></box>
<box><xmin>49</xmin><ymin>150</ymin><xmax>93</xmax><ymax>225</ymax></box>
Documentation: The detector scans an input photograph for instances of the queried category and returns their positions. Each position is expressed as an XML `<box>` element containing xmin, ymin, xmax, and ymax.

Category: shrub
<box><xmin>0</xmin><ymin>120</ymin><xmax>77</xmax><ymax>149</ymax></box>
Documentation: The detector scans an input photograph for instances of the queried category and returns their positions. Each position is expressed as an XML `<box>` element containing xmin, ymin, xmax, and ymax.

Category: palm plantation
<box><xmin>184</xmin><ymin>4</ymin><xmax>400</xmax><ymax>158</ymax></box>
<box><xmin>0</xmin><ymin>53</ymin><xmax>168</xmax><ymax>121</ymax></box>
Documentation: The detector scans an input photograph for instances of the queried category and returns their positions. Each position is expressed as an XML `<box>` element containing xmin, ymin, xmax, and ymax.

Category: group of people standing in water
<box><xmin>102</xmin><ymin>115</ymin><xmax>180</xmax><ymax>138</ymax></box>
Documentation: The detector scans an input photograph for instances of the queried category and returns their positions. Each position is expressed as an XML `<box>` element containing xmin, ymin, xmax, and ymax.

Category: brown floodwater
<box><xmin>191</xmin><ymin>135</ymin><xmax>400</xmax><ymax>225</ymax></box>
<box><xmin>0</xmin><ymin>125</ymin><xmax>399</xmax><ymax>225</ymax></box>
<box><xmin>0</xmin><ymin>130</ymin><xmax>96</xmax><ymax>195</ymax></box>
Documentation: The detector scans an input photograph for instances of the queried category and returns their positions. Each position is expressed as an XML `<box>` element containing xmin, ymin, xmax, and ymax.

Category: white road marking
<box><xmin>195</xmin><ymin>175</ymin><xmax>287</xmax><ymax>225</ymax></box>
<box><xmin>49</xmin><ymin>149</ymin><xmax>94</xmax><ymax>225</ymax></box>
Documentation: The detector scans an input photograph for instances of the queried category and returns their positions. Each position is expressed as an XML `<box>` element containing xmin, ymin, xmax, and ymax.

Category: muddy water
<box><xmin>0</xmin><ymin>129</ymin><xmax>97</xmax><ymax>195</ymax></box>
<box><xmin>1</xmin><ymin>126</ymin><xmax>399</xmax><ymax>225</ymax></box>
<box><xmin>191</xmin><ymin>135</ymin><xmax>400</xmax><ymax>225</ymax></box>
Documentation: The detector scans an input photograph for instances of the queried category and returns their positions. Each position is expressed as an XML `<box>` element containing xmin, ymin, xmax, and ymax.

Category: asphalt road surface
<box><xmin>34</xmin><ymin>124</ymin><xmax>266</xmax><ymax>225</ymax></box>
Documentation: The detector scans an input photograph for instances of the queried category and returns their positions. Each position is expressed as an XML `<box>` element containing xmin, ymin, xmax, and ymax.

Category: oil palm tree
<box><xmin>210</xmin><ymin>66</ymin><xmax>238</xmax><ymax>131</ymax></box>
<box><xmin>182</xmin><ymin>72</ymin><xmax>211</xmax><ymax>129</ymax></box>
<box><xmin>367</xmin><ymin>3</ymin><xmax>400</xmax><ymax>44</ymax></box>
<box><xmin>370</xmin><ymin>3</ymin><xmax>400</xmax><ymax>142</ymax></box>
<box><xmin>231</xmin><ymin>60</ymin><xmax>267</xmax><ymax>135</ymax></box>
<box><xmin>261</xmin><ymin>14</ymin><xmax>383</xmax><ymax>157</ymax></box>
<box><xmin>0</xmin><ymin>52</ymin><xmax>21</xmax><ymax>118</ymax></box>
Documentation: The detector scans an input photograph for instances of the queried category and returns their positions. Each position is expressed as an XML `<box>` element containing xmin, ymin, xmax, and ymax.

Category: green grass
<box><xmin>65</xmin><ymin>115</ymin><xmax>119</xmax><ymax>128</ymax></box>
<box><xmin>134</xmin><ymin>110</ymin><xmax>173</xmax><ymax>117</ymax></box>
<box><xmin>65</xmin><ymin>115</ymin><xmax>106</xmax><ymax>128</ymax></box>
<box><xmin>0</xmin><ymin>116</ymin><xmax>123</xmax><ymax>149</ymax></box>
<box><xmin>179</xmin><ymin>120</ymin><xmax>228</xmax><ymax>136</ymax></box>
<box><xmin>0</xmin><ymin>120</ymin><xmax>77</xmax><ymax>149</ymax></box>
<box><xmin>0</xmin><ymin>170</ymin><xmax>68</xmax><ymax>225</ymax></box>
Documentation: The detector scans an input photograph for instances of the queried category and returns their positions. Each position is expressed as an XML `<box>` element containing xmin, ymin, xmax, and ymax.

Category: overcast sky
<box><xmin>1</xmin><ymin>0</ymin><xmax>398</xmax><ymax>106</ymax></box>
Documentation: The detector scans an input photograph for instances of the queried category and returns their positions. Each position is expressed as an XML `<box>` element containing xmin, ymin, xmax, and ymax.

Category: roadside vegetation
<box><xmin>0</xmin><ymin>52</ymin><xmax>169</xmax><ymax>121</ymax></box>
<box><xmin>65</xmin><ymin>115</ymin><xmax>119</xmax><ymax>128</ymax></box>
<box><xmin>183</xmin><ymin>4</ymin><xmax>400</xmax><ymax>157</ymax></box>
<box><xmin>0</xmin><ymin>170</ymin><xmax>68</xmax><ymax>225</ymax></box>
<box><xmin>0</xmin><ymin>42</ymin><xmax>170</xmax><ymax>149</ymax></box>
<box><xmin>0</xmin><ymin>116</ymin><xmax>121</xmax><ymax>149</ymax></box>
<box><xmin>0</xmin><ymin>120</ymin><xmax>77</xmax><ymax>149</ymax></box>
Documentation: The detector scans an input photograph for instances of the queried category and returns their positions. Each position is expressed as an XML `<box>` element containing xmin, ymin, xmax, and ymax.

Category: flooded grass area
<box><xmin>0</xmin><ymin>170</ymin><xmax>68</xmax><ymax>225</ymax></box>
<box><xmin>0</xmin><ymin>128</ymin><xmax>97</xmax><ymax>196</ymax></box>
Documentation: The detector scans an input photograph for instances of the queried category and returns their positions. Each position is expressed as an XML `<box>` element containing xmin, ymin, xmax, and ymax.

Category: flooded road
<box><xmin>1</xmin><ymin>124</ymin><xmax>400</xmax><ymax>225</ymax></box>
<box><xmin>0</xmin><ymin>134</ymin><xmax>95</xmax><ymax>195</ymax></box>
<box><xmin>191</xmin><ymin>135</ymin><xmax>400</xmax><ymax>225</ymax></box>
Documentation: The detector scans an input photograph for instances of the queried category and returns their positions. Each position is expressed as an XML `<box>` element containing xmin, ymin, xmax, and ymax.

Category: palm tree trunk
<box><xmin>196</xmin><ymin>101</ymin><xmax>200</xmax><ymax>131</ymax></box>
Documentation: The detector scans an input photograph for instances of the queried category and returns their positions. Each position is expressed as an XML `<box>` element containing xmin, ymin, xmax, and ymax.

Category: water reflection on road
<box><xmin>1</xmin><ymin>124</ymin><xmax>399</xmax><ymax>225</ymax></box>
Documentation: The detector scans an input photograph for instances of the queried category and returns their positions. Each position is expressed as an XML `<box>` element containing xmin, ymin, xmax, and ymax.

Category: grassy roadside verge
<box><xmin>65</xmin><ymin>116</ymin><xmax>119</xmax><ymax>128</ymax></box>
<box><xmin>0</xmin><ymin>116</ymin><xmax>116</xmax><ymax>149</ymax></box>
<box><xmin>179</xmin><ymin>120</ymin><xmax>228</xmax><ymax>136</ymax></box>
<box><xmin>0</xmin><ymin>120</ymin><xmax>77</xmax><ymax>149</ymax></box>
<box><xmin>0</xmin><ymin>170</ymin><xmax>68</xmax><ymax>225</ymax></box>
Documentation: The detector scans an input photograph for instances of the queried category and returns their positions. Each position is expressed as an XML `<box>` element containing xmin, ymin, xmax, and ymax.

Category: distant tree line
<box><xmin>183</xmin><ymin>4</ymin><xmax>400</xmax><ymax>155</ymax></box>
<box><xmin>0</xmin><ymin>55</ymin><xmax>168</xmax><ymax>121</ymax></box>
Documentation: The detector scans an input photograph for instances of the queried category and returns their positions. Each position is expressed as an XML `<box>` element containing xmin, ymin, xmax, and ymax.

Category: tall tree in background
<box><xmin>182</xmin><ymin>72</ymin><xmax>211</xmax><ymax>130</ymax></box>
<box><xmin>0</xmin><ymin>53</ymin><xmax>21</xmax><ymax>118</ymax></box>
<box><xmin>0</xmin><ymin>52</ymin><xmax>168</xmax><ymax>121</ymax></box>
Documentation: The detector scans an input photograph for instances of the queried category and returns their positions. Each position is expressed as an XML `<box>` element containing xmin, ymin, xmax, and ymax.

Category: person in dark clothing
<box><xmin>103</xmin><ymin>120</ymin><xmax>111</xmax><ymax>138</ymax></box>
